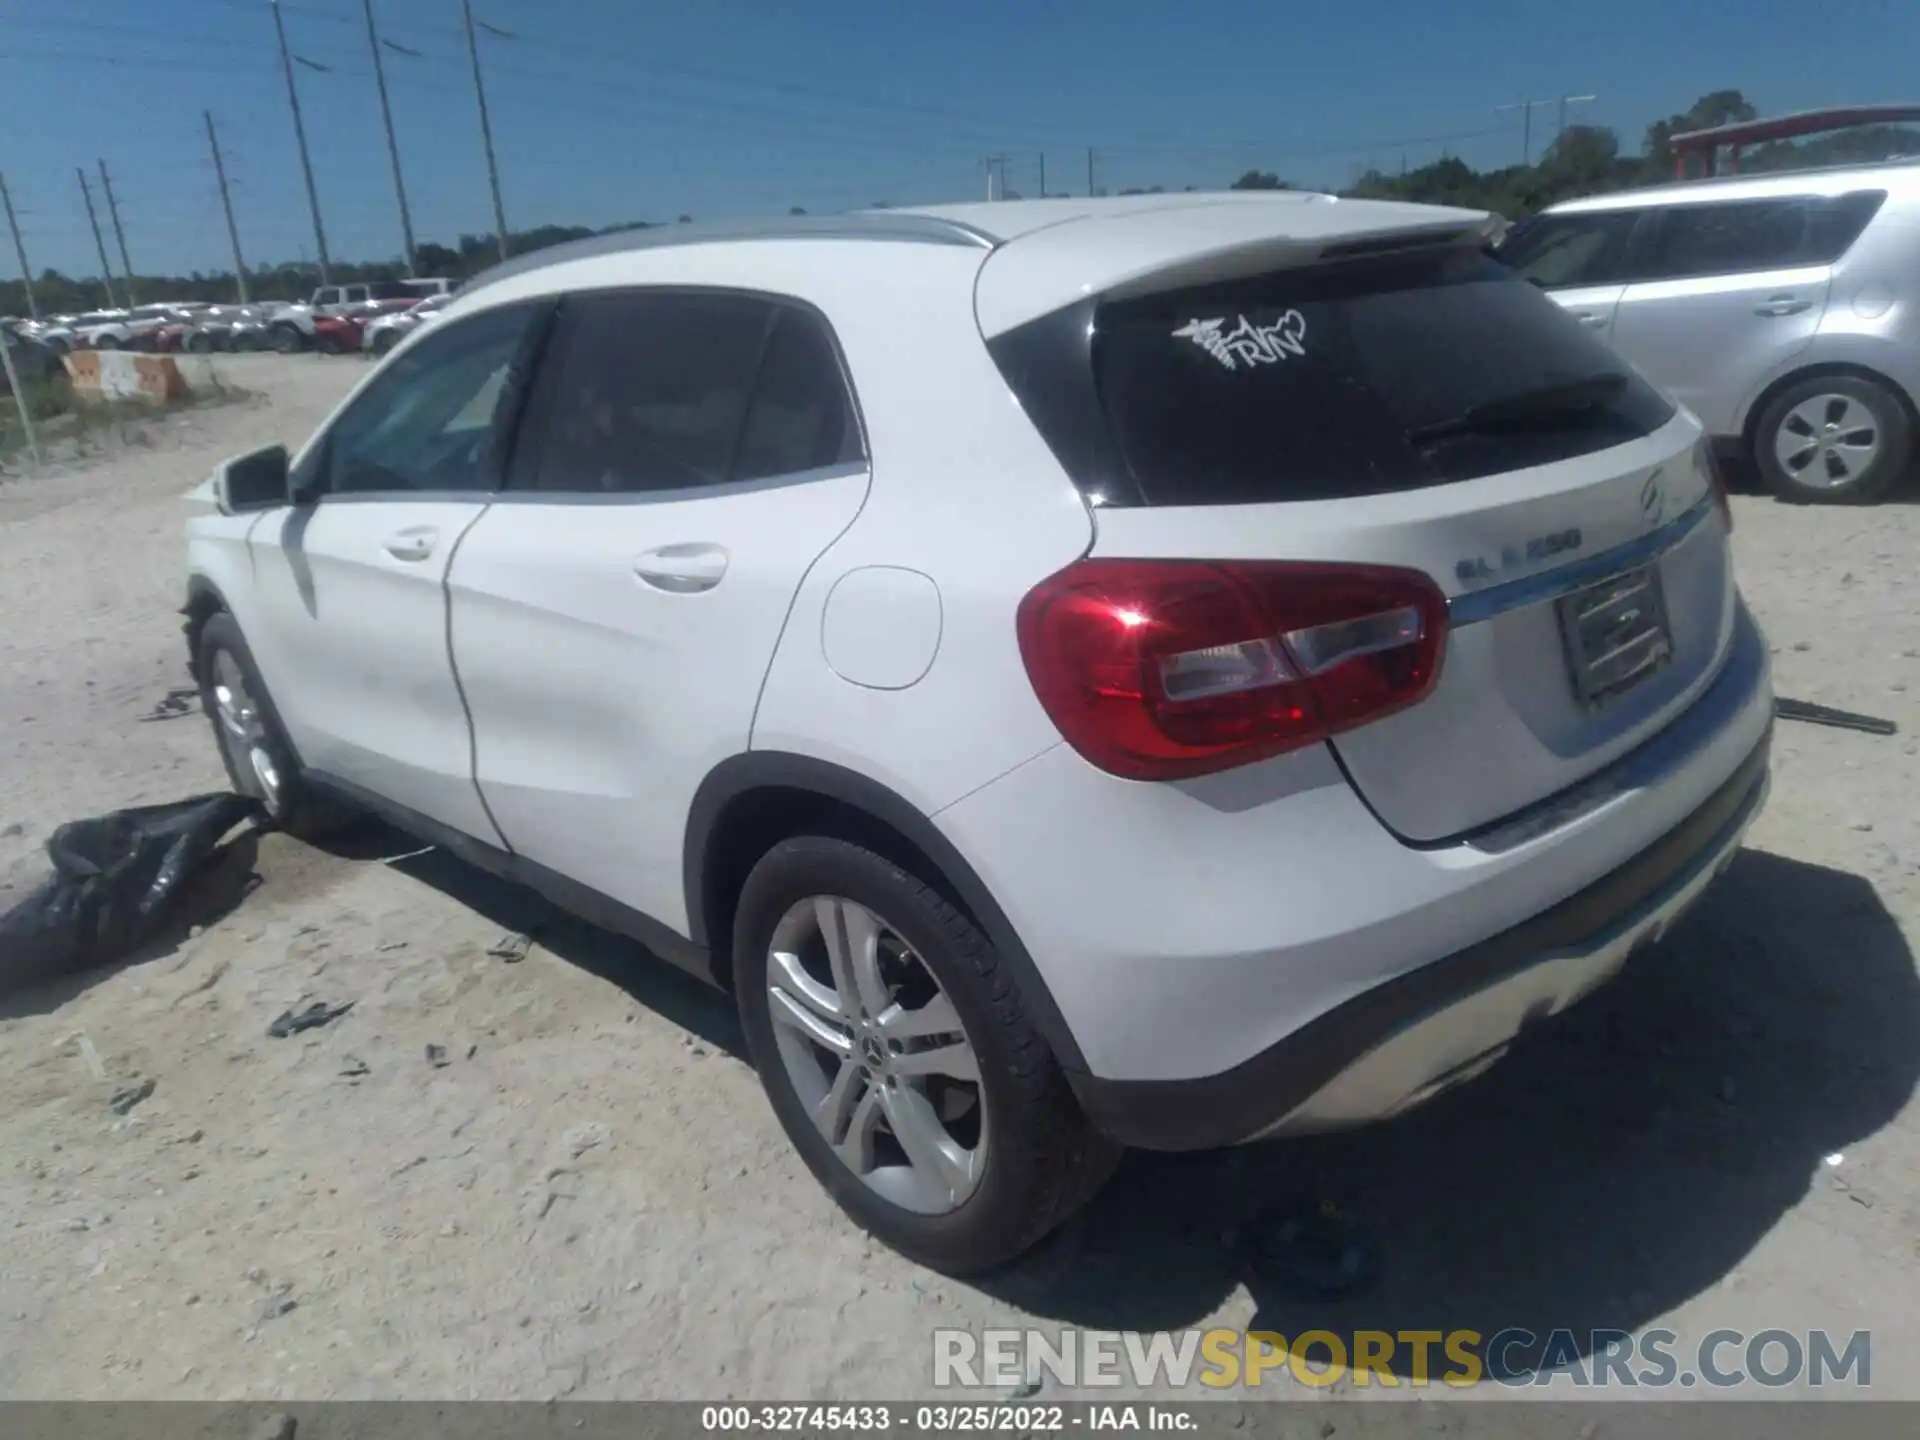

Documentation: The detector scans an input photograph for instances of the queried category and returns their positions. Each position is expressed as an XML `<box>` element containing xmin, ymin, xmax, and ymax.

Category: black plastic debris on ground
<box><xmin>267</xmin><ymin>1000</ymin><xmax>354</xmax><ymax>1038</ymax></box>
<box><xmin>1775</xmin><ymin>696</ymin><xmax>1898</xmax><ymax>736</ymax></box>
<box><xmin>425</xmin><ymin>1043</ymin><xmax>450</xmax><ymax>1069</ymax></box>
<box><xmin>136</xmin><ymin>686</ymin><xmax>201</xmax><ymax>723</ymax></box>
<box><xmin>0</xmin><ymin>792</ymin><xmax>259</xmax><ymax>997</ymax></box>
<box><xmin>109</xmin><ymin>1077</ymin><xmax>156</xmax><ymax>1115</ymax></box>
<box><xmin>1233</xmin><ymin>1200</ymin><xmax>1381</xmax><ymax>1302</ymax></box>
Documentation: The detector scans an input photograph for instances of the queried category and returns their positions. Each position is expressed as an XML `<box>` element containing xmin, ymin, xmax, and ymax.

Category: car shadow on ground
<box><xmin>976</xmin><ymin>847</ymin><xmax>1920</xmax><ymax>1375</ymax></box>
<box><xmin>360</xmin><ymin>829</ymin><xmax>748</xmax><ymax>1059</ymax></box>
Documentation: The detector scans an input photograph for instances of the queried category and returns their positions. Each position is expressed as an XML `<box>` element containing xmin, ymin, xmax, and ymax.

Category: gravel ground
<box><xmin>1</xmin><ymin>353</ymin><xmax>1917</xmax><ymax>1403</ymax></box>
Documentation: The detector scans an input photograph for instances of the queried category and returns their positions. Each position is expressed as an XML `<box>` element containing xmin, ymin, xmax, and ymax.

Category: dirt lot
<box><xmin>1</xmin><ymin>352</ymin><xmax>1918</xmax><ymax>1403</ymax></box>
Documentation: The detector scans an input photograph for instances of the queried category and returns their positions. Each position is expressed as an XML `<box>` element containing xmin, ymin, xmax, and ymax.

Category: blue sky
<box><xmin>1</xmin><ymin>0</ymin><xmax>1916</xmax><ymax>280</ymax></box>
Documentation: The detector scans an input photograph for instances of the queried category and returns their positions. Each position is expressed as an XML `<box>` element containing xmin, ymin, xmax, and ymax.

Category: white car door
<box><xmin>241</xmin><ymin>298</ymin><xmax>549</xmax><ymax>840</ymax></box>
<box><xmin>447</xmin><ymin>290</ymin><xmax>871</xmax><ymax>935</ymax></box>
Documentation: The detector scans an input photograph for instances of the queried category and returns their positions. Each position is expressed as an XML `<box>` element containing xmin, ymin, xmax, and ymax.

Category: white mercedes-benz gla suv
<box><xmin>184</xmin><ymin>194</ymin><xmax>1772</xmax><ymax>1272</ymax></box>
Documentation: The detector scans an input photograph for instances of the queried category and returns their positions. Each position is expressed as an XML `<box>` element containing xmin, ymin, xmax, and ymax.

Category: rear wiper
<box><xmin>1408</xmin><ymin>374</ymin><xmax>1629</xmax><ymax>447</ymax></box>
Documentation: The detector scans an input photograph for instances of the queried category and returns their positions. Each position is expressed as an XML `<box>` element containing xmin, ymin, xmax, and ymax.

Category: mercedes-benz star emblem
<box><xmin>1639</xmin><ymin>470</ymin><xmax>1667</xmax><ymax>526</ymax></box>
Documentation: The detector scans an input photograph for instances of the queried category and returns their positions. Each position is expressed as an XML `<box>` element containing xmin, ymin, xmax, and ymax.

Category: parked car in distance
<box><xmin>36</xmin><ymin>310</ymin><xmax>124</xmax><ymax>354</ymax></box>
<box><xmin>80</xmin><ymin>303</ymin><xmax>202</xmax><ymax>350</ymax></box>
<box><xmin>184</xmin><ymin>196</ymin><xmax>1770</xmax><ymax>1273</ymax></box>
<box><xmin>363</xmin><ymin>292</ymin><xmax>452</xmax><ymax>353</ymax></box>
<box><xmin>1499</xmin><ymin>160</ymin><xmax>1920</xmax><ymax>504</ymax></box>
<box><xmin>1</xmin><ymin>324</ymin><xmax>68</xmax><ymax>396</ymax></box>
<box><xmin>268</xmin><ymin>281</ymin><xmax>419</xmax><ymax>352</ymax></box>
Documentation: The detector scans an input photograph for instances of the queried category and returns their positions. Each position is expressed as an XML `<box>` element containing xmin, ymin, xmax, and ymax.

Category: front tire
<box><xmin>734</xmin><ymin>834</ymin><xmax>1117</xmax><ymax>1274</ymax></box>
<box><xmin>1755</xmin><ymin>373</ymin><xmax>1913</xmax><ymax>504</ymax></box>
<box><xmin>194</xmin><ymin>612</ymin><xmax>357</xmax><ymax>841</ymax></box>
<box><xmin>94</xmin><ymin>335</ymin><xmax>120</xmax><ymax>350</ymax></box>
<box><xmin>270</xmin><ymin>323</ymin><xmax>306</xmax><ymax>354</ymax></box>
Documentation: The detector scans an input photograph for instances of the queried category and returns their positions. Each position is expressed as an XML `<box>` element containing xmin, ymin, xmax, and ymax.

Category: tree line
<box><xmin>7</xmin><ymin>91</ymin><xmax>1916</xmax><ymax>319</ymax></box>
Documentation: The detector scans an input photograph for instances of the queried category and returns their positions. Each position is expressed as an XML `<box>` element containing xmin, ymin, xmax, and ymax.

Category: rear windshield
<box><xmin>993</xmin><ymin>247</ymin><xmax>1676</xmax><ymax>507</ymax></box>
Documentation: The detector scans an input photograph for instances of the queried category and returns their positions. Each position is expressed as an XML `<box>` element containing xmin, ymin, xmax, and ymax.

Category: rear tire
<box><xmin>270</xmin><ymin>323</ymin><xmax>306</xmax><ymax>354</ymax></box>
<box><xmin>94</xmin><ymin>335</ymin><xmax>120</xmax><ymax>350</ymax></box>
<box><xmin>733</xmin><ymin>834</ymin><xmax>1118</xmax><ymax>1275</ymax></box>
<box><xmin>1754</xmin><ymin>373</ymin><xmax>1913</xmax><ymax>505</ymax></box>
<box><xmin>194</xmin><ymin>612</ymin><xmax>358</xmax><ymax>841</ymax></box>
<box><xmin>185</xmin><ymin>331</ymin><xmax>214</xmax><ymax>354</ymax></box>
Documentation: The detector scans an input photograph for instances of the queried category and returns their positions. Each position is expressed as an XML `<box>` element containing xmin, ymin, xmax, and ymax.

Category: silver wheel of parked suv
<box><xmin>733</xmin><ymin>833</ymin><xmax>1119</xmax><ymax>1274</ymax></box>
<box><xmin>1756</xmin><ymin>373</ymin><xmax>1913</xmax><ymax>505</ymax></box>
<box><xmin>765</xmin><ymin>894</ymin><xmax>988</xmax><ymax>1216</ymax></box>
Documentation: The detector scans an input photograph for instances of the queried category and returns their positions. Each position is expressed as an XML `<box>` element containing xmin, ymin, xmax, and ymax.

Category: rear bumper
<box><xmin>1067</xmin><ymin>729</ymin><xmax>1769</xmax><ymax>1150</ymax></box>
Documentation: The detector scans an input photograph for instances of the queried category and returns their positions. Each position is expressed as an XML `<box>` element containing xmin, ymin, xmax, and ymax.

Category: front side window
<box><xmin>314</xmin><ymin>301</ymin><xmax>540</xmax><ymax>497</ymax></box>
<box><xmin>1498</xmin><ymin>210</ymin><xmax>1641</xmax><ymax>289</ymax></box>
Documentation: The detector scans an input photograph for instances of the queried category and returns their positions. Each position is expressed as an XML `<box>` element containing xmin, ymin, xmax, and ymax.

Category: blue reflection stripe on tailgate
<box><xmin>1448</xmin><ymin>493</ymin><xmax>1715</xmax><ymax>628</ymax></box>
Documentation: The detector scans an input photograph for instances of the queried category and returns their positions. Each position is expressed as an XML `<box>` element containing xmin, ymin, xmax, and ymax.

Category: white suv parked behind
<box><xmin>184</xmin><ymin>196</ymin><xmax>1773</xmax><ymax>1272</ymax></box>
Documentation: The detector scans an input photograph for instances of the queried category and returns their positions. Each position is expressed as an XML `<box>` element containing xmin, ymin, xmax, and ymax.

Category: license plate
<box><xmin>1556</xmin><ymin>563</ymin><xmax>1674</xmax><ymax>709</ymax></box>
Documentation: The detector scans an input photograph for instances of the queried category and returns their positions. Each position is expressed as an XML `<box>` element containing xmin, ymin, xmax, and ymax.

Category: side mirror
<box><xmin>211</xmin><ymin>444</ymin><xmax>290</xmax><ymax>515</ymax></box>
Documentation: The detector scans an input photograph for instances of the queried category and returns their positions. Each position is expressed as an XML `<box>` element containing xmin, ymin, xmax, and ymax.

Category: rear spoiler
<box><xmin>975</xmin><ymin>200</ymin><xmax>1500</xmax><ymax>337</ymax></box>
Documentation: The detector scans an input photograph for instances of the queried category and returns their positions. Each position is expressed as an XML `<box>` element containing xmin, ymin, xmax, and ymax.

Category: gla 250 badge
<box><xmin>1455</xmin><ymin>527</ymin><xmax>1584</xmax><ymax>585</ymax></box>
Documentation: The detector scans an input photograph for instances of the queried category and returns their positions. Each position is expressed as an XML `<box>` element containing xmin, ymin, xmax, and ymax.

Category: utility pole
<box><xmin>97</xmin><ymin>160</ymin><xmax>135</xmax><ymax>305</ymax></box>
<box><xmin>1557</xmin><ymin>93</ymin><xmax>1599</xmax><ymax>138</ymax></box>
<box><xmin>0</xmin><ymin>173</ymin><xmax>37</xmax><ymax>320</ymax></box>
<box><xmin>1087</xmin><ymin>146</ymin><xmax>1096</xmax><ymax>197</ymax></box>
<box><xmin>1494</xmin><ymin>99</ymin><xmax>1553</xmax><ymax>166</ymax></box>
<box><xmin>272</xmin><ymin>0</ymin><xmax>332</xmax><ymax>285</ymax></box>
<box><xmin>462</xmin><ymin>0</ymin><xmax>510</xmax><ymax>263</ymax></box>
<box><xmin>1038</xmin><ymin>152</ymin><xmax>1046</xmax><ymax>198</ymax></box>
<box><xmin>205</xmin><ymin>112</ymin><xmax>251</xmax><ymax>304</ymax></box>
<box><xmin>982</xmin><ymin>155</ymin><xmax>1008</xmax><ymax>201</ymax></box>
<box><xmin>77</xmin><ymin>169</ymin><xmax>119</xmax><ymax>309</ymax></box>
<box><xmin>363</xmin><ymin>0</ymin><xmax>419</xmax><ymax>275</ymax></box>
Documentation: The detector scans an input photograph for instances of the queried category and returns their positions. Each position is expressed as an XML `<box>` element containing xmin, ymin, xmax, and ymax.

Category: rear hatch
<box><xmin>988</xmin><ymin>234</ymin><xmax>1734</xmax><ymax>842</ymax></box>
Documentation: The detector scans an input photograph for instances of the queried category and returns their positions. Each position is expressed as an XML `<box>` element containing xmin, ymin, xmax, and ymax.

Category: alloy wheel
<box><xmin>210</xmin><ymin>649</ymin><xmax>284</xmax><ymax>814</ymax></box>
<box><xmin>1776</xmin><ymin>393</ymin><xmax>1882</xmax><ymax>488</ymax></box>
<box><xmin>765</xmin><ymin>896</ymin><xmax>987</xmax><ymax>1215</ymax></box>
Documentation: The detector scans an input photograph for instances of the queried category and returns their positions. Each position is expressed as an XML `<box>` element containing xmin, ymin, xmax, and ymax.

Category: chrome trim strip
<box><xmin>1448</xmin><ymin>493</ymin><xmax>1714</xmax><ymax>628</ymax></box>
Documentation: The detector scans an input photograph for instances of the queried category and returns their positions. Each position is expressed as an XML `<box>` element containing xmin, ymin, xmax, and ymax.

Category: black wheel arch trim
<box><xmin>684</xmin><ymin>751</ymin><xmax>1090</xmax><ymax>1074</ymax></box>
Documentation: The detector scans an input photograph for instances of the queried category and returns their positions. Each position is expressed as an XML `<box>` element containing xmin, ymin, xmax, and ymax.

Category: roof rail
<box><xmin>460</xmin><ymin>212</ymin><xmax>997</xmax><ymax>295</ymax></box>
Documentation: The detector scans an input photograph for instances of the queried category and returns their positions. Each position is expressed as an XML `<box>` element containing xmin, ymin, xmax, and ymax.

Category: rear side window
<box><xmin>1637</xmin><ymin>190</ymin><xmax>1887</xmax><ymax>280</ymax></box>
<box><xmin>1499</xmin><ymin>210</ymin><xmax>1642</xmax><ymax>289</ymax></box>
<box><xmin>1010</xmin><ymin>248</ymin><xmax>1675</xmax><ymax>507</ymax></box>
<box><xmin>734</xmin><ymin>309</ymin><xmax>863</xmax><ymax>481</ymax></box>
<box><xmin>515</xmin><ymin>291</ymin><xmax>862</xmax><ymax>495</ymax></box>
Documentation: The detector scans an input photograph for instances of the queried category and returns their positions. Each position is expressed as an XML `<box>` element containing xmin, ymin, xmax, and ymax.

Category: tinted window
<box><xmin>521</xmin><ymin>292</ymin><xmax>772</xmax><ymax>494</ymax></box>
<box><xmin>1498</xmin><ymin>211</ymin><xmax>1641</xmax><ymax>288</ymax></box>
<box><xmin>1641</xmin><ymin>199</ymin><xmax>1813</xmax><ymax>278</ymax></box>
<box><xmin>367</xmin><ymin>280</ymin><xmax>415</xmax><ymax>301</ymax></box>
<box><xmin>1006</xmin><ymin>248</ymin><xmax>1675</xmax><ymax>507</ymax></box>
<box><xmin>734</xmin><ymin>308</ymin><xmax>863</xmax><ymax>481</ymax></box>
<box><xmin>318</xmin><ymin>301</ymin><xmax>539</xmax><ymax>497</ymax></box>
<box><xmin>1804</xmin><ymin>190</ymin><xmax>1888</xmax><ymax>261</ymax></box>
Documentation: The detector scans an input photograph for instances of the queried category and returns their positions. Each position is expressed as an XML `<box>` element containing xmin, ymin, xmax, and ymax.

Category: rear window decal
<box><xmin>1172</xmin><ymin>311</ymin><xmax>1307</xmax><ymax>371</ymax></box>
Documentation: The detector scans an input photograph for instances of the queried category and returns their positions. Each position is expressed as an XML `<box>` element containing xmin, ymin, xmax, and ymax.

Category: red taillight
<box><xmin>1016</xmin><ymin>559</ymin><xmax>1448</xmax><ymax>781</ymax></box>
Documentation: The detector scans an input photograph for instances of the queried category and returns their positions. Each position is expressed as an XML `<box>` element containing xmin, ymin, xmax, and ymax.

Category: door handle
<box><xmin>382</xmin><ymin>527</ymin><xmax>438</xmax><ymax>562</ymax></box>
<box><xmin>1569</xmin><ymin>310</ymin><xmax>1609</xmax><ymax>328</ymax></box>
<box><xmin>634</xmin><ymin>543</ymin><xmax>729</xmax><ymax>593</ymax></box>
<box><xmin>1754</xmin><ymin>296</ymin><xmax>1813</xmax><ymax>316</ymax></box>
